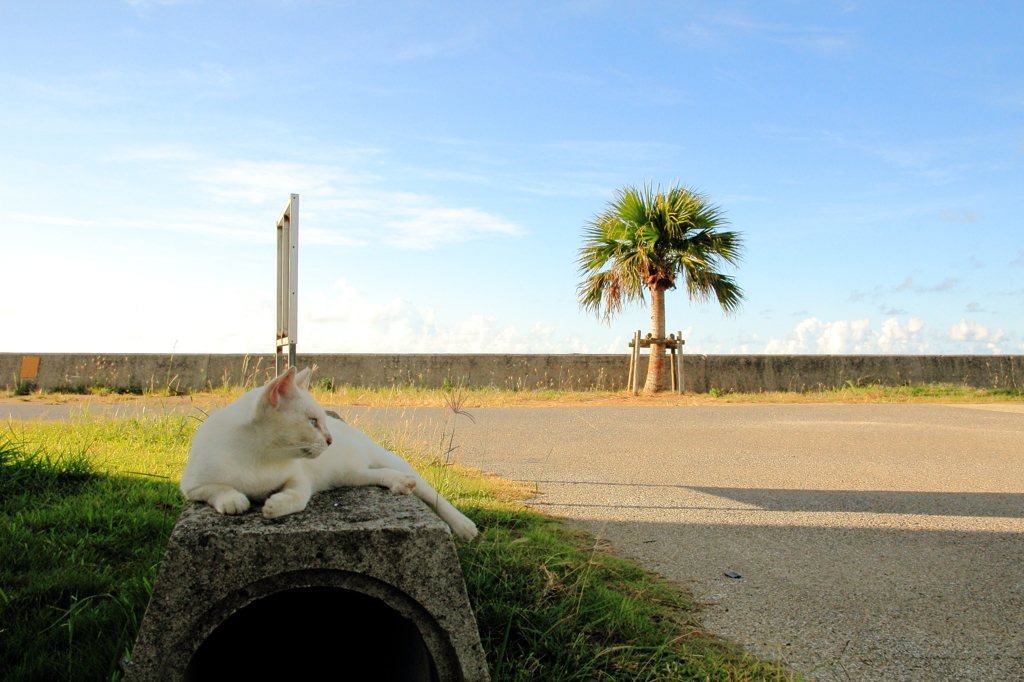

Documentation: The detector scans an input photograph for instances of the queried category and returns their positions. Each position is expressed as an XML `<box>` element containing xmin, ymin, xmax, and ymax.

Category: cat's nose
<box><xmin>325</xmin><ymin>432</ymin><xmax>333</xmax><ymax>446</ymax></box>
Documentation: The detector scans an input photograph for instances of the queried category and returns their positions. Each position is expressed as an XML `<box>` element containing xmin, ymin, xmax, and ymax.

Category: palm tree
<box><xmin>577</xmin><ymin>182</ymin><xmax>744</xmax><ymax>394</ymax></box>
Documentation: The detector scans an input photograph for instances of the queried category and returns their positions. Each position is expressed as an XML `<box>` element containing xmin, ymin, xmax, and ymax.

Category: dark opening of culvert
<box><xmin>184</xmin><ymin>586</ymin><xmax>439</xmax><ymax>681</ymax></box>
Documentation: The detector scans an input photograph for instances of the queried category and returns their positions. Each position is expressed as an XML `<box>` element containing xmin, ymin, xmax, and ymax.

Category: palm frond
<box><xmin>576</xmin><ymin>181</ymin><xmax>745</xmax><ymax>321</ymax></box>
<box><xmin>683</xmin><ymin>266</ymin><xmax>744</xmax><ymax>314</ymax></box>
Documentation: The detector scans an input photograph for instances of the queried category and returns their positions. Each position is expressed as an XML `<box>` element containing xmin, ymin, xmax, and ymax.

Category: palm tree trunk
<box><xmin>643</xmin><ymin>285</ymin><xmax>667</xmax><ymax>394</ymax></box>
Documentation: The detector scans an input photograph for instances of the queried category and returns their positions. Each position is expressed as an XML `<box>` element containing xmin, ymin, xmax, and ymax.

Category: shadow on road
<box><xmin>529</xmin><ymin>481</ymin><xmax>1024</xmax><ymax>518</ymax></box>
<box><xmin>569</xmin><ymin>517</ymin><xmax>1024</xmax><ymax>682</ymax></box>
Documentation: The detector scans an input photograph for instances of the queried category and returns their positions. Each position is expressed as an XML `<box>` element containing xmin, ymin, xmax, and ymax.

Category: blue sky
<box><xmin>2</xmin><ymin>1</ymin><xmax>1022</xmax><ymax>355</ymax></box>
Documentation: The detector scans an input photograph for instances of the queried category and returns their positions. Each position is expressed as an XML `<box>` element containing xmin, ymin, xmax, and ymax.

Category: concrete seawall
<box><xmin>2</xmin><ymin>353</ymin><xmax>1021</xmax><ymax>393</ymax></box>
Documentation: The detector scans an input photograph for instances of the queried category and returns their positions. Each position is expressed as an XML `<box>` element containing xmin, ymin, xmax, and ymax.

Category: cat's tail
<box><xmin>411</xmin><ymin>478</ymin><xmax>478</xmax><ymax>541</ymax></box>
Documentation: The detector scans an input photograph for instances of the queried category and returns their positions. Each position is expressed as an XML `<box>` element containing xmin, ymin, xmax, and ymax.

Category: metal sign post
<box><xmin>276</xmin><ymin>194</ymin><xmax>299</xmax><ymax>375</ymax></box>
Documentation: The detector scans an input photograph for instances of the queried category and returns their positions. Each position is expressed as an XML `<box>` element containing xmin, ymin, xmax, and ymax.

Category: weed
<box><xmin>988</xmin><ymin>387</ymin><xmax>1024</xmax><ymax>397</ymax></box>
<box><xmin>12</xmin><ymin>379</ymin><xmax>34</xmax><ymax>396</ymax></box>
<box><xmin>13</xmin><ymin>378</ymin><xmax>1024</xmax><ymax>406</ymax></box>
<box><xmin>313</xmin><ymin>377</ymin><xmax>334</xmax><ymax>392</ymax></box>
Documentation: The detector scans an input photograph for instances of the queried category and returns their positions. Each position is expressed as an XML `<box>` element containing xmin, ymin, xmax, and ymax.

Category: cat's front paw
<box><xmin>448</xmin><ymin>514</ymin><xmax>479</xmax><ymax>542</ymax></box>
<box><xmin>389</xmin><ymin>474</ymin><xmax>417</xmax><ymax>495</ymax></box>
<box><xmin>262</xmin><ymin>491</ymin><xmax>304</xmax><ymax>519</ymax></box>
<box><xmin>214</xmin><ymin>490</ymin><xmax>250</xmax><ymax>515</ymax></box>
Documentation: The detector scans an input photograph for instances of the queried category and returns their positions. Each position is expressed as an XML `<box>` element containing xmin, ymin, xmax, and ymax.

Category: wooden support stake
<box><xmin>631</xmin><ymin>330</ymin><xmax>641</xmax><ymax>395</ymax></box>
<box><xmin>626</xmin><ymin>335</ymin><xmax>635</xmax><ymax>392</ymax></box>
<box><xmin>677</xmin><ymin>330</ymin><xmax>684</xmax><ymax>394</ymax></box>
<box><xmin>669</xmin><ymin>346</ymin><xmax>677</xmax><ymax>393</ymax></box>
<box><xmin>627</xmin><ymin>330</ymin><xmax>685</xmax><ymax>395</ymax></box>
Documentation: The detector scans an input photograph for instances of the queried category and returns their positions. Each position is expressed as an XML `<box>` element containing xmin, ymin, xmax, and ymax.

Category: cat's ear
<box><xmin>295</xmin><ymin>367</ymin><xmax>312</xmax><ymax>391</ymax></box>
<box><xmin>261</xmin><ymin>366</ymin><xmax>298</xmax><ymax>409</ymax></box>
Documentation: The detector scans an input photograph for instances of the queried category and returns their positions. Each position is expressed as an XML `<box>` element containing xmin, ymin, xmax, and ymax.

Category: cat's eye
<box><xmin>309</xmin><ymin>418</ymin><xmax>318</xmax><ymax>428</ymax></box>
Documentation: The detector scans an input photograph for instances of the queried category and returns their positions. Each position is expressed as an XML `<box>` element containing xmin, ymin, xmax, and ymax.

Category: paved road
<box><xmin>2</xmin><ymin>402</ymin><xmax>202</xmax><ymax>421</ymax></box>
<box><xmin>8</xmin><ymin>401</ymin><xmax>1024</xmax><ymax>680</ymax></box>
<box><xmin>336</xmin><ymin>403</ymin><xmax>1024</xmax><ymax>682</ymax></box>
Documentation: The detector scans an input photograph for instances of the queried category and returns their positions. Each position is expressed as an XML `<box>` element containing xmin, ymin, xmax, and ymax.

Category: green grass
<box><xmin>703</xmin><ymin>381</ymin><xmax>1023</xmax><ymax>403</ymax></box>
<box><xmin>461</xmin><ymin>508</ymin><xmax>792</xmax><ymax>681</ymax></box>
<box><xmin>7</xmin><ymin>379</ymin><xmax>1022</xmax><ymax>406</ymax></box>
<box><xmin>1</xmin><ymin>415</ymin><xmax>795</xmax><ymax>681</ymax></box>
<box><xmin>0</xmin><ymin>431</ymin><xmax>184</xmax><ymax>682</ymax></box>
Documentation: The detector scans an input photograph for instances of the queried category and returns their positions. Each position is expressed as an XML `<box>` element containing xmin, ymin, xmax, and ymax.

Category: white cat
<box><xmin>180</xmin><ymin>366</ymin><xmax>478</xmax><ymax>541</ymax></box>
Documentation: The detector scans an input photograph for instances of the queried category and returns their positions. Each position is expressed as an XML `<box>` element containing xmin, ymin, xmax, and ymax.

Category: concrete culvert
<box><xmin>125</xmin><ymin>486</ymin><xmax>488</xmax><ymax>682</ymax></box>
<box><xmin>184</xmin><ymin>586</ymin><xmax>438</xmax><ymax>681</ymax></box>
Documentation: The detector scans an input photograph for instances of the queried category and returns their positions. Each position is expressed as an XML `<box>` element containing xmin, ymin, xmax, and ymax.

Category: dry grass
<box><xmin>4</xmin><ymin>381</ymin><xmax>1021</xmax><ymax>410</ymax></box>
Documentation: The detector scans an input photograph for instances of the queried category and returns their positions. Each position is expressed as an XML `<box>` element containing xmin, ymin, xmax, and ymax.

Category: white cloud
<box><xmin>5</xmin><ymin>212</ymin><xmax>94</xmax><ymax>227</ymax></box>
<box><xmin>939</xmin><ymin>209</ymin><xmax>978</xmax><ymax>223</ymax></box>
<box><xmin>939</xmin><ymin>322</ymin><xmax>1006</xmax><ymax>353</ymax></box>
<box><xmin>761</xmin><ymin>316</ymin><xmax>1004</xmax><ymax>355</ymax></box>
<box><xmin>764</xmin><ymin>317</ymin><xmax>872</xmax><ymax>354</ymax></box>
<box><xmin>0</xmin><ymin>257</ymin><xmax>273</xmax><ymax>353</ymax></box>
<box><xmin>851</xmin><ymin>276</ymin><xmax>962</xmax><ymax>301</ymax></box>
<box><xmin>301</xmin><ymin>227</ymin><xmax>367</xmax><ymax>248</ymax></box>
<box><xmin>124</xmin><ymin>0</ymin><xmax>193</xmax><ymax>7</ymax></box>
<box><xmin>6</xmin><ymin>149</ymin><xmax>518</xmax><ymax>252</ymax></box>
<box><xmin>927</xmin><ymin>277</ymin><xmax>959</xmax><ymax>292</ymax></box>
<box><xmin>192</xmin><ymin>160</ymin><xmax>522</xmax><ymax>250</ymax></box>
<box><xmin>947</xmin><ymin>319</ymin><xmax>989</xmax><ymax>342</ymax></box>
<box><xmin>108</xmin><ymin>145</ymin><xmax>200</xmax><ymax>161</ymax></box>
<box><xmin>301</xmin><ymin>279</ymin><xmax>584</xmax><ymax>353</ymax></box>
<box><xmin>987</xmin><ymin>329</ymin><xmax>1007</xmax><ymax>354</ymax></box>
<box><xmin>817</xmin><ymin>319</ymin><xmax>872</xmax><ymax>353</ymax></box>
<box><xmin>764</xmin><ymin>317</ymin><xmax>930</xmax><ymax>354</ymax></box>
<box><xmin>394</xmin><ymin>29</ymin><xmax>482</xmax><ymax>61</ymax></box>
<box><xmin>1</xmin><ymin>211</ymin><xmax>269</xmax><ymax>242</ymax></box>
<box><xmin>876</xmin><ymin>317</ymin><xmax>928</xmax><ymax>353</ymax></box>
<box><xmin>0</xmin><ymin>266</ymin><xmax>588</xmax><ymax>354</ymax></box>
<box><xmin>193</xmin><ymin>162</ymin><xmax>353</xmax><ymax>205</ymax></box>
<box><xmin>543</xmin><ymin>140</ymin><xmax>682</xmax><ymax>162</ymax></box>
<box><xmin>673</xmin><ymin>11</ymin><xmax>854</xmax><ymax>53</ymax></box>
<box><xmin>380</xmin><ymin>205</ymin><xmax>521</xmax><ymax>249</ymax></box>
